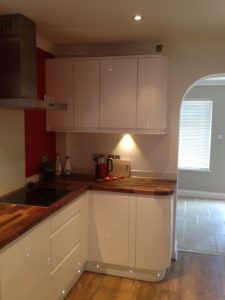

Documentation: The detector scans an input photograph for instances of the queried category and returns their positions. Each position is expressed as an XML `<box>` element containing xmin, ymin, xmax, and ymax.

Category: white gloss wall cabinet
<box><xmin>46</xmin><ymin>55</ymin><xmax>168</xmax><ymax>134</ymax></box>
<box><xmin>99</xmin><ymin>58</ymin><xmax>137</xmax><ymax>129</ymax></box>
<box><xmin>49</xmin><ymin>192</ymin><xmax>88</xmax><ymax>300</ymax></box>
<box><xmin>137</xmin><ymin>57</ymin><xmax>168</xmax><ymax>132</ymax></box>
<box><xmin>136</xmin><ymin>195</ymin><xmax>172</xmax><ymax>271</ymax></box>
<box><xmin>74</xmin><ymin>60</ymin><xmax>100</xmax><ymax>129</ymax></box>
<box><xmin>0</xmin><ymin>220</ymin><xmax>51</xmax><ymax>300</ymax></box>
<box><xmin>46</xmin><ymin>59</ymin><xmax>74</xmax><ymax>130</ymax></box>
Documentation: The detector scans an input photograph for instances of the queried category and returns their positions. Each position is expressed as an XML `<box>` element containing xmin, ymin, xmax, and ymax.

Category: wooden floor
<box><xmin>66</xmin><ymin>252</ymin><xmax>225</xmax><ymax>300</ymax></box>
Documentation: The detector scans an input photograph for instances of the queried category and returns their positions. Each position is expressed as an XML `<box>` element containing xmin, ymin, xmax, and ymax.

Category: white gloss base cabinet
<box><xmin>89</xmin><ymin>191</ymin><xmax>136</xmax><ymax>267</ymax></box>
<box><xmin>87</xmin><ymin>191</ymin><xmax>173</xmax><ymax>282</ymax></box>
<box><xmin>0</xmin><ymin>192</ymin><xmax>88</xmax><ymax>300</ymax></box>
<box><xmin>49</xmin><ymin>192</ymin><xmax>89</xmax><ymax>300</ymax></box>
<box><xmin>0</xmin><ymin>190</ymin><xmax>173</xmax><ymax>300</ymax></box>
<box><xmin>0</xmin><ymin>220</ymin><xmax>51</xmax><ymax>300</ymax></box>
<box><xmin>136</xmin><ymin>195</ymin><xmax>172</xmax><ymax>277</ymax></box>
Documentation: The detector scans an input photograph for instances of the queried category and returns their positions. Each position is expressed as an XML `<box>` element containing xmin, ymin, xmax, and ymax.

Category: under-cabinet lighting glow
<box><xmin>120</xmin><ymin>134</ymin><xmax>135</xmax><ymax>151</ymax></box>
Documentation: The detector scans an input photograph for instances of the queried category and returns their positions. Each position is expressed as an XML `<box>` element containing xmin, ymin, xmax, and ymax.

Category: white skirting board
<box><xmin>178</xmin><ymin>189</ymin><xmax>225</xmax><ymax>200</ymax></box>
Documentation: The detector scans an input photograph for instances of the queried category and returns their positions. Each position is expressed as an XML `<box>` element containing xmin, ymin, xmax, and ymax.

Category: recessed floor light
<box><xmin>133</xmin><ymin>15</ymin><xmax>142</xmax><ymax>22</ymax></box>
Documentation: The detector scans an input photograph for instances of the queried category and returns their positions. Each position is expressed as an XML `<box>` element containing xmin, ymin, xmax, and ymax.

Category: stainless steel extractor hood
<box><xmin>0</xmin><ymin>14</ymin><xmax>67</xmax><ymax>110</ymax></box>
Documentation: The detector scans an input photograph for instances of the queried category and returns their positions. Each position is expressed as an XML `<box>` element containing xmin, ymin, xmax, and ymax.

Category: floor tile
<box><xmin>176</xmin><ymin>197</ymin><xmax>225</xmax><ymax>256</ymax></box>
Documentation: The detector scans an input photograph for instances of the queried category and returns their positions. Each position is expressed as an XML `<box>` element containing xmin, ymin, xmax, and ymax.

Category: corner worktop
<box><xmin>0</xmin><ymin>176</ymin><xmax>176</xmax><ymax>249</ymax></box>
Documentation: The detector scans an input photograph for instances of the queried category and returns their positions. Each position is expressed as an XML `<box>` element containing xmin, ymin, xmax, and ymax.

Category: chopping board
<box><xmin>108</xmin><ymin>160</ymin><xmax>131</xmax><ymax>177</ymax></box>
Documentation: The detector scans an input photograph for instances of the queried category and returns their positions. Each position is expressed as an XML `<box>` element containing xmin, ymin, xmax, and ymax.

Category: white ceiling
<box><xmin>1</xmin><ymin>0</ymin><xmax>225</xmax><ymax>46</ymax></box>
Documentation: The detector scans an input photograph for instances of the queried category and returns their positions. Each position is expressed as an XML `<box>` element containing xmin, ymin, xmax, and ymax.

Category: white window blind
<box><xmin>178</xmin><ymin>100</ymin><xmax>213</xmax><ymax>170</ymax></box>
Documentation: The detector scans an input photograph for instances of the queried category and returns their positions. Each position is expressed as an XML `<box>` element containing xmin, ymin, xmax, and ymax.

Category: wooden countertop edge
<box><xmin>0</xmin><ymin>208</ymin><xmax>50</xmax><ymax>250</ymax></box>
<box><xmin>0</xmin><ymin>179</ymin><xmax>176</xmax><ymax>250</ymax></box>
<box><xmin>89</xmin><ymin>185</ymin><xmax>175</xmax><ymax>195</ymax></box>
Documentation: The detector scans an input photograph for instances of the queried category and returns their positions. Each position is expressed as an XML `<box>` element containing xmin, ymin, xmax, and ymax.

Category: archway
<box><xmin>176</xmin><ymin>73</ymin><xmax>225</xmax><ymax>255</ymax></box>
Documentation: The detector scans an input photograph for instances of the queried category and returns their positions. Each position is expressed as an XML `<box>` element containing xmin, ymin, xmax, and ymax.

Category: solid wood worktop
<box><xmin>0</xmin><ymin>176</ymin><xmax>176</xmax><ymax>249</ymax></box>
<box><xmin>52</xmin><ymin>175</ymin><xmax>176</xmax><ymax>195</ymax></box>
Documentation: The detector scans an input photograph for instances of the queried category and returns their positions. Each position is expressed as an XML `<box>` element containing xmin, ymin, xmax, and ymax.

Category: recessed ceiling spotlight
<box><xmin>133</xmin><ymin>15</ymin><xmax>142</xmax><ymax>22</ymax></box>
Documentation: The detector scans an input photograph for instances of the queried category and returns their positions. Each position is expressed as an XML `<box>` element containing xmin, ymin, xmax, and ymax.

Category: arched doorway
<box><xmin>176</xmin><ymin>73</ymin><xmax>225</xmax><ymax>255</ymax></box>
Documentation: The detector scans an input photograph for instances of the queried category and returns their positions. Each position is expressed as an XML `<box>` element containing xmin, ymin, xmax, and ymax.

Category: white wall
<box><xmin>56</xmin><ymin>40</ymin><xmax>225</xmax><ymax>180</ymax></box>
<box><xmin>0</xmin><ymin>110</ymin><xmax>25</xmax><ymax>196</ymax></box>
<box><xmin>178</xmin><ymin>86</ymin><xmax>225</xmax><ymax>193</ymax></box>
<box><xmin>58</xmin><ymin>132</ymin><xmax>175</xmax><ymax>178</ymax></box>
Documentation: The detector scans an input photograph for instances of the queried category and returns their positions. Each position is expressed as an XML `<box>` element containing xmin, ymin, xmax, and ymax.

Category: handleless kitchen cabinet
<box><xmin>0</xmin><ymin>220</ymin><xmax>51</xmax><ymax>300</ymax></box>
<box><xmin>87</xmin><ymin>191</ymin><xmax>173</xmax><ymax>282</ymax></box>
<box><xmin>135</xmin><ymin>194</ymin><xmax>172</xmax><ymax>279</ymax></box>
<box><xmin>49</xmin><ymin>192</ymin><xmax>88</xmax><ymax>300</ymax></box>
<box><xmin>74</xmin><ymin>59</ymin><xmax>100</xmax><ymax>129</ymax></box>
<box><xmin>89</xmin><ymin>191</ymin><xmax>135</xmax><ymax>268</ymax></box>
<box><xmin>46</xmin><ymin>58</ymin><xmax>74</xmax><ymax>131</ymax></box>
<box><xmin>100</xmin><ymin>58</ymin><xmax>137</xmax><ymax>129</ymax></box>
<box><xmin>137</xmin><ymin>56</ymin><xmax>168</xmax><ymax>133</ymax></box>
<box><xmin>45</xmin><ymin>55</ymin><xmax>169</xmax><ymax>133</ymax></box>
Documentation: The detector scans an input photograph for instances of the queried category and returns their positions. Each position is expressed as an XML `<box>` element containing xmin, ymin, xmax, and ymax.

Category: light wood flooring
<box><xmin>66</xmin><ymin>252</ymin><xmax>225</xmax><ymax>300</ymax></box>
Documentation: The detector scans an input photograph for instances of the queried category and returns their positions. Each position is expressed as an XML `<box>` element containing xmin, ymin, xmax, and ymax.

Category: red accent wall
<box><xmin>24</xmin><ymin>48</ymin><xmax>56</xmax><ymax>177</ymax></box>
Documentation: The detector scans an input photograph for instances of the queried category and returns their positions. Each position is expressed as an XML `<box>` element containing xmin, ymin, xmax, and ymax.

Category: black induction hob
<box><xmin>0</xmin><ymin>187</ymin><xmax>72</xmax><ymax>207</ymax></box>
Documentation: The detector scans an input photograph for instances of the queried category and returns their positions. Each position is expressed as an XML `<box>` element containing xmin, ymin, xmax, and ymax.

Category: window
<box><xmin>178</xmin><ymin>99</ymin><xmax>213</xmax><ymax>171</ymax></box>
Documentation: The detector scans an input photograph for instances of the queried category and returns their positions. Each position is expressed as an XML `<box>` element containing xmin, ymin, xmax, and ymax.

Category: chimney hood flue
<box><xmin>0</xmin><ymin>14</ymin><xmax>67</xmax><ymax>110</ymax></box>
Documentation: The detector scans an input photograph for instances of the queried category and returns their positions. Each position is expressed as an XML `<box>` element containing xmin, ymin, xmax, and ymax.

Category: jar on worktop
<box><xmin>55</xmin><ymin>154</ymin><xmax>62</xmax><ymax>176</ymax></box>
<box><xmin>63</xmin><ymin>156</ymin><xmax>72</xmax><ymax>175</ymax></box>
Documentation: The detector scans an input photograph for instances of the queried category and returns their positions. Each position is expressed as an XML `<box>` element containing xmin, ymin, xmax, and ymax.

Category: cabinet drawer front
<box><xmin>50</xmin><ymin>196</ymin><xmax>82</xmax><ymax>234</ymax></box>
<box><xmin>1</xmin><ymin>221</ymin><xmax>51</xmax><ymax>300</ymax></box>
<box><xmin>51</xmin><ymin>242</ymin><xmax>81</xmax><ymax>300</ymax></box>
<box><xmin>50</xmin><ymin>211</ymin><xmax>81</xmax><ymax>271</ymax></box>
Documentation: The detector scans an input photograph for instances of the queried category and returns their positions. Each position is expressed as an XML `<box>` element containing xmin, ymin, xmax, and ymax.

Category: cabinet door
<box><xmin>0</xmin><ymin>221</ymin><xmax>50</xmax><ymax>300</ymax></box>
<box><xmin>100</xmin><ymin>58</ymin><xmax>137</xmax><ymax>129</ymax></box>
<box><xmin>136</xmin><ymin>195</ymin><xmax>172</xmax><ymax>271</ymax></box>
<box><xmin>137</xmin><ymin>57</ymin><xmax>168</xmax><ymax>131</ymax></box>
<box><xmin>74</xmin><ymin>60</ymin><xmax>100</xmax><ymax>128</ymax></box>
<box><xmin>50</xmin><ymin>193</ymin><xmax>88</xmax><ymax>299</ymax></box>
<box><xmin>46</xmin><ymin>59</ymin><xmax>74</xmax><ymax>130</ymax></box>
<box><xmin>90</xmin><ymin>191</ymin><xmax>131</xmax><ymax>266</ymax></box>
